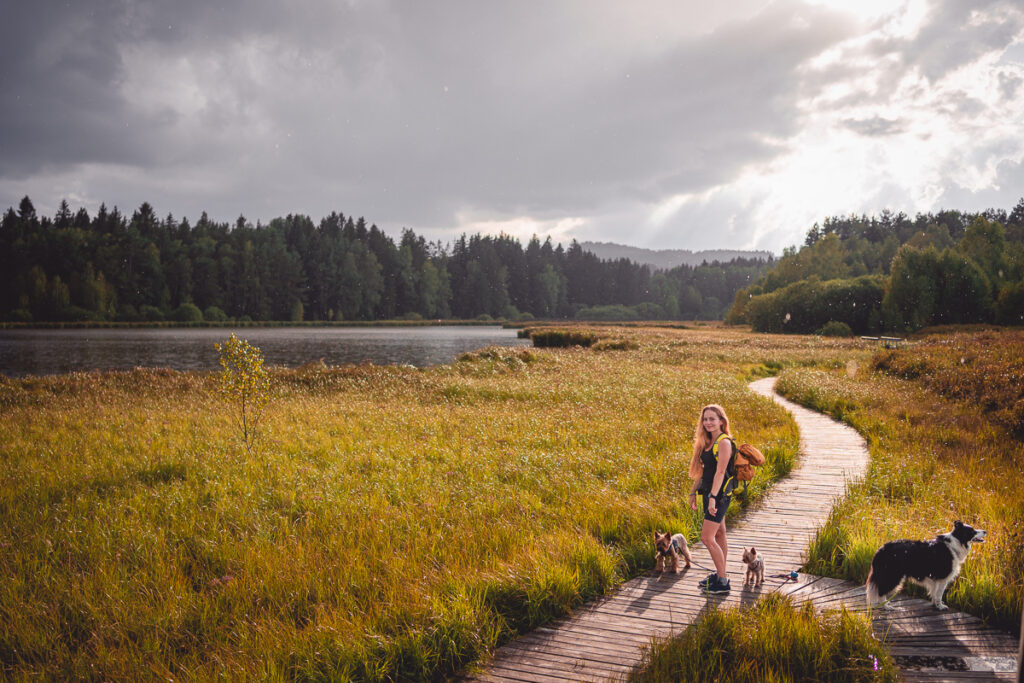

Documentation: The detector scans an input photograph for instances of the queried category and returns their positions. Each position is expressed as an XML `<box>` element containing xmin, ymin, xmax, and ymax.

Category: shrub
<box><xmin>530</xmin><ymin>329</ymin><xmax>599</xmax><ymax>348</ymax></box>
<box><xmin>290</xmin><ymin>300</ymin><xmax>304</xmax><ymax>322</ymax></box>
<box><xmin>996</xmin><ymin>281</ymin><xmax>1024</xmax><ymax>326</ymax></box>
<box><xmin>593</xmin><ymin>339</ymin><xmax>638</xmax><ymax>351</ymax></box>
<box><xmin>574</xmin><ymin>304</ymin><xmax>639</xmax><ymax>321</ymax></box>
<box><xmin>882</xmin><ymin>245</ymin><xmax>994</xmax><ymax>331</ymax></box>
<box><xmin>62</xmin><ymin>305</ymin><xmax>101</xmax><ymax>322</ymax></box>
<box><xmin>215</xmin><ymin>334</ymin><xmax>272</xmax><ymax>457</ymax></box>
<box><xmin>203</xmin><ymin>306</ymin><xmax>229</xmax><ymax>322</ymax></box>
<box><xmin>746</xmin><ymin>276</ymin><xmax>884</xmax><ymax>334</ymax></box>
<box><xmin>818</xmin><ymin>321</ymin><xmax>853</xmax><ymax>337</ymax></box>
<box><xmin>117</xmin><ymin>304</ymin><xmax>140</xmax><ymax>322</ymax></box>
<box><xmin>170</xmin><ymin>303</ymin><xmax>203</xmax><ymax>322</ymax></box>
<box><xmin>632</xmin><ymin>302</ymin><xmax>665</xmax><ymax>320</ymax></box>
<box><xmin>139</xmin><ymin>305</ymin><xmax>165</xmax><ymax>322</ymax></box>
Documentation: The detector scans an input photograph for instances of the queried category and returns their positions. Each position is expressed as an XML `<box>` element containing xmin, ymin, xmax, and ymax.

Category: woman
<box><xmin>687</xmin><ymin>404</ymin><xmax>736</xmax><ymax>594</ymax></box>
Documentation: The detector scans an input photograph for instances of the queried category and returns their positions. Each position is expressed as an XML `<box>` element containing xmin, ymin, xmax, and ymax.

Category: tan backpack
<box><xmin>733</xmin><ymin>443</ymin><xmax>766</xmax><ymax>483</ymax></box>
<box><xmin>712</xmin><ymin>437</ymin><xmax>766</xmax><ymax>496</ymax></box>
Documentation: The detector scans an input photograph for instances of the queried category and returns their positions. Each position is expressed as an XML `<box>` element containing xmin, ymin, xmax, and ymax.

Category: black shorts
<box><xmin>702</xmin><ymin>492</ymin><xmax>731</xmax><ymax>523</ymax></box>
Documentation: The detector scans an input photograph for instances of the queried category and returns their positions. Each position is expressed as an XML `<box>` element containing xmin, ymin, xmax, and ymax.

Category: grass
<box><xmin>522</xmin><ymin>328</ymin><xmax>599</xmax><ymax>347</ymax></box>
<box><xmin>872</xmin><ymin>329</ymin><xmax>1024</xmax><ymax>436</ymax></box>
<box><xmin>0</xmin><ymin>326</ymin><xmax>854</xmax><ymax>680</ymax></box>
<box><xmin>629</xmin><ymin>593</ymin><xmax>899</xmax><ymax>682</ymax></box>
<box><xmin>775</xmin><ymin>328</ymin><xmax>1024</xmax><ymax>634</ymax></box>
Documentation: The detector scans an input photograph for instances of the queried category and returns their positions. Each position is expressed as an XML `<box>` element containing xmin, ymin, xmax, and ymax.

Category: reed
<box><xmin>629</xmin><ymin>593</ymin><xmax>898</xmax><ymax>682</ymax></box>
<box><xmin>0</xmin><ymin>328</ymin><xmax>824</xmax><ymax>680</ymax></box>
<box><xmin>526</xmin><ymin>328</ymin><xmax>600</xmax><ymax>347</ymax></box>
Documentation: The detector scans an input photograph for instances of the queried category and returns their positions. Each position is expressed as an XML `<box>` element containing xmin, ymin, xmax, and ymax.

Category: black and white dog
<box><xmin>865</xmin><ymin>520</ymin><xmax>986</xmax><ymax>610</ymax></box>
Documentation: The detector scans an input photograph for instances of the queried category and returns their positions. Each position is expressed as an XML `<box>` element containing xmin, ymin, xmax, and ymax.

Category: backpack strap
<box><xmin>712</xmin><ymin>434</ymin><xmax>738</xmax><ymax>496</ymax></box>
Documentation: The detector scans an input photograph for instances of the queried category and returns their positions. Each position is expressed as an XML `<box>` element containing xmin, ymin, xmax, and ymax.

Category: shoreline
<box><xmin>0</xmin><ymin>318</ymin><xmax>520</xmax><ymax>330</ymax></box>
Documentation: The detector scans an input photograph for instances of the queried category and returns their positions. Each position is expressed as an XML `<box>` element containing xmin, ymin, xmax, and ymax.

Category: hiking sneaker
<box><xmin>707</xmin><ymin>576</ymin><xmax>731</xmax><ymax>594</ymax></box>
<box><xmin>697</xmin><ymin>572</ymin><xmax>717</xmax><ymax>589</ymax></box>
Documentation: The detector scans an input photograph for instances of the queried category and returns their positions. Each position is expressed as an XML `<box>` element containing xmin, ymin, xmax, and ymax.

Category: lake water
<box><xmin>0</xmin><ymin>326</ymin><xmax>531</xmax><ymax>377</ymax></box>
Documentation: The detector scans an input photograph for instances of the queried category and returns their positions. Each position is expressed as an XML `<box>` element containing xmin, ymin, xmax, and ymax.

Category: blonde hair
<box><xmin>688</xmin><ymin>404</ymin><xmax>732</xmax><ymax>480</ymax></box>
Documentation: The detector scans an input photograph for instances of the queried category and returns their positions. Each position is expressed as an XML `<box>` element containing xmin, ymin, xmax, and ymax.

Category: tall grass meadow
<box><xmin>776</xmin><ymin>328</ymin><xmax>1024</xmax><ymax>634</ymax></box>
<box><xmin>0</xmin><ymin>327</ymin><xmax>888</xmax><ymax>679</ymax></box>
<box><xmin>0</xmin><ymin>326</ymin><xmax>860</xmax><ymax>679</ymax></box>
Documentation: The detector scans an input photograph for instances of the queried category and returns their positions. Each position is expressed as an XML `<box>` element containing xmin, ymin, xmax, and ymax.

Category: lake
<box><xmin>0</xmin><ymin>326</ymin><xmax>531</xmax><ymax>377</ymax></box>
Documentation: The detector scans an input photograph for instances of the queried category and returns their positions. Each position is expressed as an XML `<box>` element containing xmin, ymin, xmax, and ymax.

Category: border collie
<box><xmin>865</xmin><ymin>520</ymin><xmax>986</xmax><ymax>610</ymax></box>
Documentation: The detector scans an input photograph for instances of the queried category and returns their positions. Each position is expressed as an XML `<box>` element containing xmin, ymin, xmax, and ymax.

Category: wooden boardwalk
<box><xmin>461</xmin><ymin>377</ymin><xmax>1020</xmax><ymax>681</ymax></box>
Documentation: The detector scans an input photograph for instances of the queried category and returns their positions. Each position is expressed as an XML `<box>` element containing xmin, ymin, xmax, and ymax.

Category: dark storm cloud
<box><xmin>271</xmin><ymin>0</ymin><xmax>856</xmax><ymax>224</ymax></box>
<box><xmin>0</xmin><ymin>0</ymin><xmax>380</xmax><ymax>177</ymax></box>
<box><xmin>0</xmin><ymin>1</ymin><xmax>141</xmax><ymax>174</ymax></box>
<box><xmin>0</xmin><ymin>0</ymin><xmax>854</xmax><ymax>226</ymax></box>
<box><xmin>2</xmin><ymin>1</ymin><xmax>1023</xmax><ymax>252</ymax></box>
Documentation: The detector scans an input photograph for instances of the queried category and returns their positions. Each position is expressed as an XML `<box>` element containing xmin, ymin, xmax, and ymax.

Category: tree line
<box><xmin>726</xmin><ymin>200</ymin><xmax>1024</xmax><ymax>333</ymax></box>
<box><xmin>0</xmin><ymin>197</ymin><xmax>770</xmax><ymax>324</ymax></box>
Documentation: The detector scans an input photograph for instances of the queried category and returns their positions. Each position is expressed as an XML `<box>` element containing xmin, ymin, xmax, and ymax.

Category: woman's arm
<box><xmin>688</xmin><ymin>479</ymin><xmax>700</xmax><ymax>510</ymax></box>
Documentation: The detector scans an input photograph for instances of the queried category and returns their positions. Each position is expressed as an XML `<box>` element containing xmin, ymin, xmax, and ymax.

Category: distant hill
<box><xmin>580</xmin><ymin>241</ymin><xmax>773</xmax><ymax>270</ymax></box>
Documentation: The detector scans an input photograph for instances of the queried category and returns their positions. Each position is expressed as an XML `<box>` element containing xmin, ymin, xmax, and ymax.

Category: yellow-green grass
<box><xmin>629</xmin><ymin>593</ymin><xmax>899</xmax><ymax>683</ymax></box>
<box><xmin>0</xmin><ymin>327</ymin><xmax>873</xmax><ymax>679</ymax></box>
<box><xmin>775</xmin><ymin>333</ymin><xmax>1024</xmax><ymax>634</ymax></box>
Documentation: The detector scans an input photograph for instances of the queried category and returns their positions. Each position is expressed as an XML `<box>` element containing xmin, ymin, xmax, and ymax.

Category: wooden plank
<box><xmin>491</xmin><ymin>645</ymin><xmax>630</xmax><ymax>676</ymax></box>
<box><xmin>499</xmin><ymin>639</ymin><xmax>644</xmax><ymax>668</ymax></box>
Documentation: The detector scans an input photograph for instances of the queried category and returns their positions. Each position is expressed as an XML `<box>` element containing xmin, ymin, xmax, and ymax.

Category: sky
<box><xmin>2</xmin><ymin>0</ymin><xmax>1023</xmax><ymax>255</ymax></box>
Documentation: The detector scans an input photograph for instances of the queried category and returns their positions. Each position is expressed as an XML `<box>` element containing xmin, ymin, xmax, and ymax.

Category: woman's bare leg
<box><xmin>701</xmin><ymin>519</ymin><xmax>727</xmax><ymax>578</ymax></box>
<box><xmin>716</xmin><ymin>520</ymin><xmax>728</xmax><ymax>576</ymax></box>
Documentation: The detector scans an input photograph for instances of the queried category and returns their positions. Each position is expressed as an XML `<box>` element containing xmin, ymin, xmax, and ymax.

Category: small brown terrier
<box><xmin>654</xmin><ymin>532</ymin><xmax>692</xmax><ymax>574</ymax></box>
<box><xmin>742</xmin><ymin>547</ymin><xmax>765</xmax><ymax>587</ymax></box>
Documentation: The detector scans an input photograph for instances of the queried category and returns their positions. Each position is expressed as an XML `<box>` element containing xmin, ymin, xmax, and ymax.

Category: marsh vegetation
<box><xmin>629</xmin><ymin>593</ymin><xmax>899</xmax><ymax>682</ymax></box>
<box><xmin>1</xmin><ymin>325</ymin><xmax>1018</xmax><ymax>679</ymax></box>
<box><xmin>776</xmin><ymin>328</ymin><xmax>1024</xmax><ymax>633</ymax></box>
<box><xmin>1</xmin><ymin>326</ymin><xmax>818</xmax><ymax>680</ymax></box>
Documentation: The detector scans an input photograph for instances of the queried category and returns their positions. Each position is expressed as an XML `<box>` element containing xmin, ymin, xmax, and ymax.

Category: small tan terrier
<box><xmin>654</xmin><ymin>531</ymin><xmax>692</xmax><ymax>574</ymax></box>
<box><xmin>742</xmin><ymin>547</ymin><xmax>765</xmax><ymax>587</ymax></box>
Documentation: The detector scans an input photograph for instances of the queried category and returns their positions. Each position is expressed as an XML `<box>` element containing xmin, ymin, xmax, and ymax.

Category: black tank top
<box><xmin>699</xmin><ymin>437</ymin><xmax>734</xmax><ymax>495</ymax></box>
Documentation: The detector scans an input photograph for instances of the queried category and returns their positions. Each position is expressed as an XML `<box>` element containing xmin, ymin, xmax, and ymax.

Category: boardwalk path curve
<box><xmin>464</xmin><ymin>377</ymin><xmax>1020</xmax><ymax>681</ymax></box>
